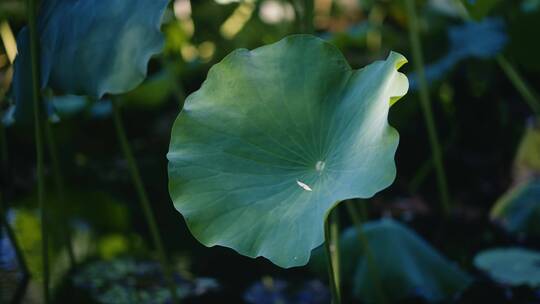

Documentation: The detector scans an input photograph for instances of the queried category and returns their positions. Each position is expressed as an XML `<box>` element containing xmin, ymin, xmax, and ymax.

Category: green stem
<box><xmin>356</xmin><ymin>199</ymin><xmax>368</xmax><ymax>222</ymax></box>
<box><xmin>453</xmin><ymin>1</ymin><xmax>540</xmax><ymax>117</ymax></box>
<box><xmin>26</xmin><ymin>0</ymin><xmax>49</xmax><ymax>302</ymax></box>
<box><xmin>111</xmin><ymin>100</ymin><xmax>179</xmax><ymax>304</ymax></box>
<box><xmin>496</xmin><ymin>55</ymin><xmax>540</xmax><ymax>116</ymax></box>
<box><xmin>409</xmin><ymin>127</ymin><xmax>458</xmax><ymax>193</ymax></box>
<box><xmin>303</xmin><ymin>0</ymin><xmax>314</xmax><ymax>34</ymax></box>
<box><xmin>44</xmin><ymin>122</ymin><xmax>76</xmax><ymax>268</ymax></box>
<box><xmin>0</xmin><ymin>120</ymin><xmax>31</xmax><ymax>302</ymax></box>
<box><xmin>404</xmin><ymin>0</ymin><xmax>451</xmax><ymax>215</ymax></box>
<box><xmin>345</xmin><ymin>202</ymin><xmax>386</xmax><ymax>304</ymax></box>
<box><xmin>324</xmin><ymin>207</ymin><xmax>341</xmax><ymax>304</ymax></box>
<box><xmin>0</xmin><ymin>118</ymin><xmax>7</xmax><ymax>167</ymax></box>
<box><xmin>290</xmin><ymin>0</ymin><xmax>313</xmax><ymax>33</ymax></box>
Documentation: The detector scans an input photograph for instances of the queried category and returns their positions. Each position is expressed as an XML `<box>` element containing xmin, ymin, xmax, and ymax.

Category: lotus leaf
<box><xmin>168</xmin><ymin>35</ymin><xmax>408</xmax><ymax>267</ymax></box>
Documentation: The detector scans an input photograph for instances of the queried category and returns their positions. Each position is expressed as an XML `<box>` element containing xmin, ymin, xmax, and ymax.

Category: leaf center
<box><xmin>316</xmin><ymin>160</ymin><xmax>326</xmax><ymax>172</ymax></box>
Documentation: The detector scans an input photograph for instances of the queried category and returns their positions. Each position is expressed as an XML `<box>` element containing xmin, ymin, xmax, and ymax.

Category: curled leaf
<box><xmin>12</xmin><ymin>0</ymin><xmax>169</xmax><ymax>122</ymax></box>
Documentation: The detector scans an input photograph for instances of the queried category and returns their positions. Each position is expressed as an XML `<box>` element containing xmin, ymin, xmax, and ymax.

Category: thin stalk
<box><xmin>324</xmin><ymin>208</ymin><xmax>341</xmax><ymax>304</ymax></box>
<box><xmin>1</xmin><ymin>194</ymin><xmax>31</xmax><ymax>304</ymax></box>
<box><xmin>303</xmin><ymin>0</ymin><xmax>314</xmax><ymax>34</ymax></box>
<box><xmin>44</xmin><ymin>122</ymin><xmax>76</xmax><ymax>267</ymax></box>
<box><xmin>356</xmin><ymin>199</ymin><xmax>368</xmax><ymax>222</ymax></box>
<box><xmin>290</xmin><ymin>0</ymin><xmax>313</xmax><ymax>33</ymax></box>
<box><xmin>496</xmin><ymin>55</ymin><xmax>540</xmax><ymax>116</ymax></box>
<box><xmin>409</xmin><ymin>127</ymin><xmax>458</xmax><ymax>193</ymax></box>
<box><xmin>1</xmin><ymin>119</ymin><xmax>31</xmax><ymax>303</ymax></box>
<box><xmin>452</xmin><ymin>0</ymin><xmax>540</xmax><ymax>117</ymax></box>
<box><xmin>111</xmin><ymin>100</ymin><xmax>179</xmax><ymax>304</ymax></box>
<box><xmin>404</xmin><ymin>0</ymin><xmax>451</xmax><ymax>214</ymax></box>
<box><xmin>26</xmin><ymin>0</ymin><xmax>49</xmax><ymax>302</ymax></box>
<box><xmin>0</xmin><ymin>118</ymin><xmax>7</xmax><ymax>167</ymax></box>
<box><xmin>345</xmin><ymin>202</ymin><xmax>386</xmax><ymax>304</ymax></box>
<box><xmin>289</xmin><ymin>0</ymin><xmax>302</xmax><ymax>32</ymax></box>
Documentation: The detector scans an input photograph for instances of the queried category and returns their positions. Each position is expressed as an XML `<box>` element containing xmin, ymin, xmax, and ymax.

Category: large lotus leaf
<box><xmin>168</xmin><ymin>35</ymin><xmax>408</xmax><ymax>268</ymax></box>
<box><xmin>474</xmin><ymin>247</ymin><xmax>540</xmax><ymax>287</ymax></box>
<box><xmin>491</xmin><ymin>178</ymin><xmax>540</xmax><ymax>236</ymax></box>
<box><xmin>12</xmin><ymin>0</ymin><xmax>168</xmax><ymax>122</ymax></box>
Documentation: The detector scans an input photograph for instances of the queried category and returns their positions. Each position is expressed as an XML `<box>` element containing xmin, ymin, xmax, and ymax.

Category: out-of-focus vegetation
<box><xmin>1</xmin><ymin>0</ymin><xmax>540</xmax><ymax>303</ymax></box>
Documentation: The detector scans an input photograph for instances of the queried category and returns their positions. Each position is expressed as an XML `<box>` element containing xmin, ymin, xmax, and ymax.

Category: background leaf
<box><xmin>310</xmin><ymin>219</ymin><xmax>472</xmax><ymax>303</ymax></box>
<box><xmin>474</xmin><ymin>248</ymin><xmax>540</xmax><ymax>287</ymax></box>
<box><xmin>11</xmin><ymin>0</ymin><xmax>169</xmax><ymax>123</ymax></box>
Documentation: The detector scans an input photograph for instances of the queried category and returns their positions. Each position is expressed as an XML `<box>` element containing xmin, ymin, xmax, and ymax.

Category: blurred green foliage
<box><xmin>1</xmin><ymin>0</ymin><xmax>540</xmax><ymax>302</ymax></box>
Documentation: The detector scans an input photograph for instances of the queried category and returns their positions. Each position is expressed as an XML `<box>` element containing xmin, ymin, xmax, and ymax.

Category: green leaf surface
<box><xmin>474</xmin><ymin>247</ymin><xmax>540</xmax><ymax>287</ymax></box>
<box><xmin>12</xmin><ymin>0</ymin><xmax>168</xmax><ymax>122</ymax></box>
<box><xmin>168</xmin><ymin>35</ymin><xmax>408</xmax><ymax>268</ymax></box>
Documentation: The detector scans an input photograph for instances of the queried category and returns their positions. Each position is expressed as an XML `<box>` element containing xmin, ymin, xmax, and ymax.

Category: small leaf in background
<box><xmin>474</xmin><ymin>247</ymin><xmax>540</xmax><ymax>287</ymax></box>
<box><xmin>312</xmin><ymin>219</ymin><xmax>472</xmax><ymax>303</ymax></box>
<box><xmin>491</xmin><ymin>120</ymin><xmax>540</xmax><ymax>237</ymax></box>
<box><xmin>448</xmin><ymin>18</ymin><xmax>507</xmax><ymax>59</ymax></box>
<box><xmin>491</xmin><ymin>178</ymin><xmax>540</xmax><ymax>237</ymax></box>
<box><xmin>521</xmin><ymin>0</ymin><xmax>540</xmax><ymax>12</ymax></box>
<box><xmin>513</xmin><ymin>119</ymin><xmax>540</xmax><ymax>183</ymax></box>
<box><xmin>1</xmin><ymin>105</ymin><xmax>15</xmax><ymax>126</ymax></box>
<box><xmin>168</xmin><ymin>35</ymin><xmax>408</xmax><ymax>268</ymax></box>
<box><xmin>48</xmin><ymin>95</ymin><xmax>113</xmax><ymax>120</ymax></box>
<box><xmin>352</xmin><ymin>219</ymin><xmax>471</xmax><ymax>302</ymax></box>
<box><xmin>49</xmin><ymin>95</ymin><xmax>89</xmax><ymax>119</ymax></box>
<box><xmin>409</xmin><ymin>17</ymin><xmax>507</xmax><ymax>90</ymax></box>
<box><xmin>89</xmin><ymin>100</ymin><xmax>113</xmax><ymax>119</ymax></box>
<box><xmin>461</xmin><ymin>0</ymin><xmax>501</xmax><ymax>20</ymax></box>
<box><xmin>11</xmin><ymin>0</ymin><xmax>169</xmax><ymax>123</ymax></box>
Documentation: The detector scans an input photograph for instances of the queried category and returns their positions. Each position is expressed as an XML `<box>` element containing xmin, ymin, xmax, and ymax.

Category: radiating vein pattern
<box><xmin>168</xmin><ymin>35</ymin><xmax>408</xmax><ymax>268</ymax></box>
